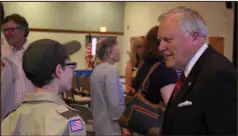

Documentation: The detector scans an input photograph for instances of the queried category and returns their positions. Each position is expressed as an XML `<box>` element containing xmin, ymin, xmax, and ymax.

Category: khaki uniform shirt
<box><xmin>1</xmin><ymin>92</ymin><xmax>86</xmax><ymax>136</ymax></box>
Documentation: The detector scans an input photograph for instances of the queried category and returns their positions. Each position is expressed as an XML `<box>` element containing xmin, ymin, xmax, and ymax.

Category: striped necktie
<box><xmin>172</xmin><ymin>73</ymin><xmax>186</xmax><ymax>101</ymax></box>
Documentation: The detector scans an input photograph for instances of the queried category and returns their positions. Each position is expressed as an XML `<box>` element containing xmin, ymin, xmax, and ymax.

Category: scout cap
<box><xmin>22</xmin><ymin>39</ymin><xmax>81</xmax><ymax>87</ymax></box>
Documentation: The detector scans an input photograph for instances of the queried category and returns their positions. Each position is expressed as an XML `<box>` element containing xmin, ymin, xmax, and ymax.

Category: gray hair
<box><xmin>96</xmin><ymin>38</ymin><xmax>118</xmax><ymax>61</ymax></box>
<box><xmin>158</xmin><ymin>6</ymin><xmax>207</xmax><ymax>37</ymax></box>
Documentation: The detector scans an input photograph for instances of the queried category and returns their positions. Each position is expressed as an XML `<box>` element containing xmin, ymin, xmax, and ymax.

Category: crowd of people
<box><xmin>1</xmin><ymin>2</ymin><xmax>237</xmax><ymax>136</ymax></box>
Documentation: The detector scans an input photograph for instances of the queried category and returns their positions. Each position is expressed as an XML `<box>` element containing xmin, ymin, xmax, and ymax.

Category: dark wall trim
<box><xmin>29</xmin><ymin>28</ymin><xmax>124</xmax><ymax>35</ymax></box>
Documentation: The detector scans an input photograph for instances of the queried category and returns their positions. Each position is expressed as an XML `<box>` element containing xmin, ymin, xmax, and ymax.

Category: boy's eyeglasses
<box><xmin>64</xmin><ymin>62</ymin><xmax>77</xmax><ymax>69</ymax></box>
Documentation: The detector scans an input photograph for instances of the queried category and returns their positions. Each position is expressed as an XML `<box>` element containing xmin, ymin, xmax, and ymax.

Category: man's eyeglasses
<box><xmin>2</xmin><ymin>27</ymin><xmax>22</xmax><ymax>33</ymax></box>
<box><xmin>64</xmin><ymin>62</ymin><xmax>77</xmax><ymax>69</ymax></box>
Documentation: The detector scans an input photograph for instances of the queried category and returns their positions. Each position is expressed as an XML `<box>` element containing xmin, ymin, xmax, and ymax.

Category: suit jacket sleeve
<box><xmin>202</xmin><ymin>70</ymin><xmax>237</xmax><ymax>135</ymax></box>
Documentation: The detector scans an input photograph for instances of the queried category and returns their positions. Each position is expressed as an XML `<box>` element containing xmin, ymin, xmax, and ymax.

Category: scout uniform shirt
<box><xmin>1</xmin><ymin>92</ymin><xmax>87</xmax><ymax>136</ymax></box>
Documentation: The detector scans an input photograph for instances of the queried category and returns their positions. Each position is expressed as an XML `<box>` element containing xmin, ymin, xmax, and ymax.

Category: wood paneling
<box><xmin>30</xmin><ymin>28</ymin><xmax>124</xmax><ymax>35</ymax></box>
<box><xmin>208</xmin><ymin>36</ymin><xmax>225</xmax><ymax>55</ymax></box>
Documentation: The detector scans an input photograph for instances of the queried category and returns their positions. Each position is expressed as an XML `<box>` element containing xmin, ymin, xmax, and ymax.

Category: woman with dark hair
<box><xmin>132</xmin><ymin>25</ymin><xmax>177</xmax><ymax>105</ymax></box>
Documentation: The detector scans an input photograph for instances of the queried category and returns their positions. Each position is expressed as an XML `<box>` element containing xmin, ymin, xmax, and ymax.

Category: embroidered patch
<box><xmin>69</xmin><ymin>119</ymin><xmax>84</xmax><ymax>132</ymax></box>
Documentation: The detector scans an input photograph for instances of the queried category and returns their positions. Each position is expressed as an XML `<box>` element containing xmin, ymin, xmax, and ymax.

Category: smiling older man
<box><xmin>158</xmin><ymin>6</ymin><xmax>237</xmax><ymax>135</ymax></box>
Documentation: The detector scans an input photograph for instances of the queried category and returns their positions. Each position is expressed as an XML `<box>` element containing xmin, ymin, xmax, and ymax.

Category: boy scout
<box><xmin>1</xmin><ymin>39</ymin><xmax>86</xmax><ymax>135</ymax></box>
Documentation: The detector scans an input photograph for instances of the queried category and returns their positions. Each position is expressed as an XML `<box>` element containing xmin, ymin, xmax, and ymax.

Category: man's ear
<box><xmin>189</xmin><ymin>31</ymin><xmax>200</xmax><ymax>46</ymax></box>
<box><xmin>190</xmin><ymin>31</ymin><xmax>199</xmax><ymax>41</ymax></box>
<box><xmin>55</xmin><ymin>64</ymin><xmax>62</xmax><ymax>78</ymax></box>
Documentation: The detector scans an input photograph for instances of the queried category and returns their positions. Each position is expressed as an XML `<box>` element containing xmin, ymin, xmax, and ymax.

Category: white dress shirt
<box><xmin>184</xmin><ymin>43</ymin><xmax>209</xmax><ymax>77</ymax></box>
<box><xmin>10</xmin><ymin>41</ymin><xmax>35</xmax><ymax>105</ymax></box>
<box><xmin>1</xmin><ymin>40</ymin><xmax>35</xmax><ymax>119</ymax></box>
<box><xmin>1</xmin><ymin>35</ymin><xmax>12</xmax><ymax>58</ymax></box>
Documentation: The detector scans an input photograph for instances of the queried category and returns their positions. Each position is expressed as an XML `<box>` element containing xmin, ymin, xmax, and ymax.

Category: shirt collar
<box><xmin>12</xmin><ymin>40</ymin><xmax>29</xmax><ymax>52</ymax></box>
<box><xmin>184</xmin><ymin>43</ymin><xmax>208</xmax><ymax>77</ymax></box>
<box><xmin>23</xmin><ymin>92</ymin><xmax>77</xmax><ymax>111</ymax></box>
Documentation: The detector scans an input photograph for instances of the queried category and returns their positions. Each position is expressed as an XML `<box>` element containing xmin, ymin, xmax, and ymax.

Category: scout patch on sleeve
<box><xmin>69</xmin><ymin>119</ymin><xmax>84</xmax><ymax>132</ymax></box>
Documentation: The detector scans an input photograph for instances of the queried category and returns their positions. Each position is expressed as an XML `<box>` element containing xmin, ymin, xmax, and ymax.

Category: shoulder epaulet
<box><xmin>56</xmin><ymin>105</ymin><xmax>78</xmax><ymax>119</ymax></box>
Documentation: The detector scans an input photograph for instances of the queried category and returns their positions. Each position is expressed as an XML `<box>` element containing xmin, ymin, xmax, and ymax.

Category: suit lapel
<box><xmin>164</xmin><ymin>46</ymin><xmax>216</xmax><ymax>132</ymax></box>
<box><xmin>173</xmin><ymin>71</ymin><xmax>198</xmax><ymax>105</ymax></box>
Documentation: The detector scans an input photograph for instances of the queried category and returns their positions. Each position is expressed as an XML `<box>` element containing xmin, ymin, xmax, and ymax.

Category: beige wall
<box><xmin>27</xmin><ymin>32</ymin><xmax>123</xmax><ymax>70</ymax></box>
<box><xmin>4</xmin><ymin>2</ymin><xmax>234</xmax><ymax>76</ymax></box>
<box><xmin>3</xmin><ymin>2</ymin><xmax>125</xmax><ymax>32</ymax></box>
<box><xmin>120</xmin><ymin>2</ymin><xmax>234</xmax><ymax>75</ymax></box>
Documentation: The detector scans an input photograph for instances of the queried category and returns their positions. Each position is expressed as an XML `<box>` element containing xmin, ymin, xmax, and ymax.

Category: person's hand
<box><xmin>122</xmin><ymin>127</ymin><xmax>132</xmax><ymax>136</ymax></box>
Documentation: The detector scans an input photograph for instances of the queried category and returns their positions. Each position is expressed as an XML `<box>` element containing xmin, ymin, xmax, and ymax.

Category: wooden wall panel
<box><xmin>208</xmin><ymin>36</ymin><xmax>225</xmax><ymax>55</ymax></box>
